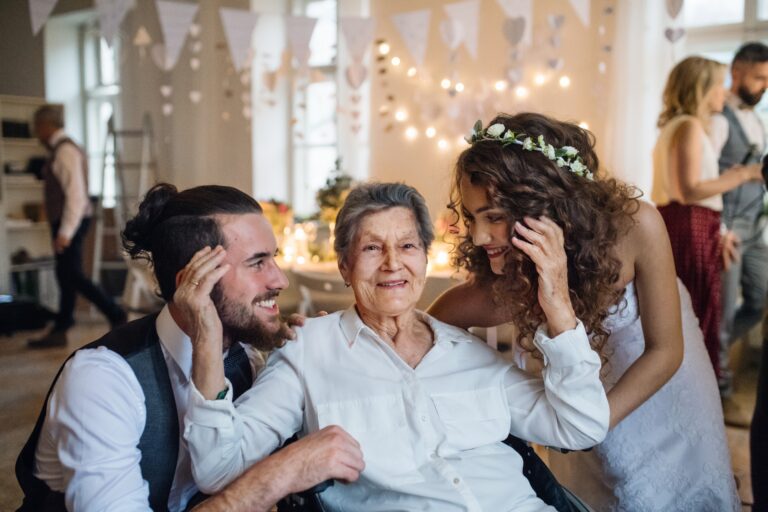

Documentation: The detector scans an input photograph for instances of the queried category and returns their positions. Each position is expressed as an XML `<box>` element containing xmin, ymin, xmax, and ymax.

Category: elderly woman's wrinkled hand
<box><xmin>511</xmin><ymin>216</ymin><xmax>577</xmax><ymax>336</ymax></box>
<box><xmin>173</xmin><ymin>246</ymin><xmax>230</xmax><ymax>351</ymax></box>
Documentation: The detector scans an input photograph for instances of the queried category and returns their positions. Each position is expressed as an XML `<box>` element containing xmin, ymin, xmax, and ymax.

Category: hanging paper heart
<box><xmin>242</xmin><ymin>106</ymin><xmax>252</xmax><ymax>119</ymax></box>
<box><xmin>191</xmin><ymin>41</ymin><xmax>202</xmax><ymax>54</ymax></box>
<box><xmin>189</xmin><ymin>23</ymin><xmax>201</xmax><ymax>38</ymax></box>
<box><xmin>506</xmin><ymin>67</ymin><xmax>523</xmax><ymax>84</ymax></box>
<box><xmin>547</xmin><ymin>58</ymin><xmax>564</xmax><ymax>70</ymax></box>
<box><xmin>548</xmin><ymin>14</ymin><xmax>565</xmax><ymax>30</ymax></box>
<box><xmin>351</xmin><ymin>110</ymin><xmax>361</xmax><ymax>120</ymax></box>
<box><xmin>598</xmin><ymin>61</ymin><xmax>607</xmax><ymax>74</ymax></box>
<box><xmin>549</xmin><ymin>34</ymin><xmax>561</xmax><ymax>48</ymax></box>
<box><xmin>189</xmin><ymin>90</ymin><xmax>202</xmax><ymax>104</ymax></box>
<box><xmin>160</xmin><ymin>85</ymin><xmax>173</xmax><ymax>97</ymax></box>
<box><xmin>345</xmin><ymin>63</ymin><xmax>368</xmax><ymax>89</ymax></box>
<box><xmin>162</xmin><ymin>103</ymin><xmax>173</xmax><ymax>116</ymax></box>
<box><xmin>351</xmin><ymin>124</ymin><xmax>362</xmax><ymax>135</ymax></box>
<box><xmin>190</xmin><ymin>57</ymin><xmax>200</xmax><ymax>70</ymax></box>
<box><xmin>439</xmin><ymin>19</ymin><xmax>464</xmax><ymax>51</ymax></box>
<box><xmin>241</xmin><ymin>92</ymin><xmax>250</xmax><ymax>103</ymax></box>
<box><xmin>598</xmin><ymin>25</ymin><xmax>606</xmax><ymax>35</ymax></box>
<box><xmin>240</xmin><ymin>73</ymin><xmax>251</xmax><ymax>85</ymax></box>
<box><xmin>222</xmin><ymin>111</ymin><xmax>231</xmax><ymax>121</ymax></box>
<box><xmin>603</xmin><ymin>45</ymin><xmax>612</xmax><ymax>53</ymax></box>
<box><xmin>263</xmin><ymin>71</ymin><xmax>278</xmax><ymax>92</ymax></box>
<box><xmin>502</xmin><ymin>17</ymin><xmax>526</xmax><ymax>47</ymax></box>
<box><xmin>666</xmin><ymin>0</ymin><xmax>684</xmax><ymax>19</ymax></box>
<box><xmin>664</xmin><ymin>27</ymin><xmax>685</xmax><ymax>42</ymax></box>
<box><xmin>603</xmin><ymin>6</ymin><xmax>614</xmax><ymax>15</ymax></box>
<box><xmin>350</xmin><ymin>93</ymin><xmax>361</xmax><ymax>103</ymax></box>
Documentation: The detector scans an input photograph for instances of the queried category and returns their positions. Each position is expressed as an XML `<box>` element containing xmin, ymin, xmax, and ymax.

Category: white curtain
<box><xmin>604</xmin><ymin>0</ymin><xmax>678</xmax><ymax>198</ymax></box>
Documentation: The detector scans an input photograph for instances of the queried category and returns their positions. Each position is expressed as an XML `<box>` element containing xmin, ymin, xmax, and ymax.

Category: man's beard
<box><xmin>211</xmin><ymin>286</ymin><xmax>289</xmax><ymax>351</ymax></box>
<box><xmin>737</xmin><ymin>85</ymin><xmax>765</xmax><ymax>107</ymax></box>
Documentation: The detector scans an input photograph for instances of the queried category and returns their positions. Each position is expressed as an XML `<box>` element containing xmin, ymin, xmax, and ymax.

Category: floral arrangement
<box><xmin>260</xmin><ymin>198</ymin><xmax>293</xmax><ymax>239</ymax></box>
<box><xmin>465</xmin><ymin>120</ymin><xmax>594</xmax><ymax>180</ymax></box>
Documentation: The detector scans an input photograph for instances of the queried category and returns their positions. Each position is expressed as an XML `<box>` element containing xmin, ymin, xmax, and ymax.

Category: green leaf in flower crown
<box><xmin>473</xmin><ymin>120</ymin><xmax>483</xmax><ymax>134</ymax></box>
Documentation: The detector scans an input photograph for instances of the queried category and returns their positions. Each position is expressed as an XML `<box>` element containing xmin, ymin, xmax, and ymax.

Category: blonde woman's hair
<box><xmin>657</xmin><ymin>56</ymin><xmax>726</xmax><ymax>128</ymax></box>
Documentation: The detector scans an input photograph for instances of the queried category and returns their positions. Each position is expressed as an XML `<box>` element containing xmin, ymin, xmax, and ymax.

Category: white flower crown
<box><xmin>464</xmin><ymin>120</ymin><xmax>594</xmax><ymax>180</ymax></box>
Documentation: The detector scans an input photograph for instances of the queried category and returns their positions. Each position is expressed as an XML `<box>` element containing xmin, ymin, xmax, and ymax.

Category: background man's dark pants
<box><xmin>753</xmin><ymin>338</ymin><xmax>768</xmax><ymax>511</ymax></box>
<box><xmin>51</xmin><ymin>218</ymin><xmax>123</xmax><ymax>330</ymax></box>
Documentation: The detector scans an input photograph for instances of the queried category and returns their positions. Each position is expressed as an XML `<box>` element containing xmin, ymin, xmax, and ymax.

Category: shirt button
<box><xmin>453</xmin><ymin>478</ymin><xmax>461</xmax><ymax>485</ymax></box>
<box><xmin>430</xmin><ymin>452</ymin><xmax>438</xmax><ymax>459</ymax></box>
<box><xmin>420</xmin><ymin>415</ymin><xmax>427</xmax><ymax>422</ymax></box>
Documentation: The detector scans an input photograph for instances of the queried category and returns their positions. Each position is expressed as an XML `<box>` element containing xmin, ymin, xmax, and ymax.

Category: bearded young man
<box><xmin>15</xmin><ymin>184</ymin><xmax>363</xmax><ymax>512</ymax></box>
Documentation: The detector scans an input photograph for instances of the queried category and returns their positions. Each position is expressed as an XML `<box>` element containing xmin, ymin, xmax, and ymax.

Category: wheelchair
<box><xmin>276</xmin><ymin>435</ymin><xmax>594</xmax><ymax>512</ymax></box>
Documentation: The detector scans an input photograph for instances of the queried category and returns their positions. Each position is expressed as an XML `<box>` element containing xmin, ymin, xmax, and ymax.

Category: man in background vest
<box><xmin>29</xmin><ymin>105</ymin><xmax>126</xmax><ymax>348</ymax></box>
<box><xmin>710</xmin><ymin>41</ymin><xmax>768</xmax><ymax>510</ymax></box>
<box><xmin>16</xmin><ymin>183</ymin><xmax>364</xmax><ymax>511</ymax></box>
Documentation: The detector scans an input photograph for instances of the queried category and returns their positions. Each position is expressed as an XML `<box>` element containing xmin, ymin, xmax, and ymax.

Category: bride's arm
<box><xmin>606</xmin><ymin>202</ymin><xmax>684</xmax><ymax>427</ymax></box>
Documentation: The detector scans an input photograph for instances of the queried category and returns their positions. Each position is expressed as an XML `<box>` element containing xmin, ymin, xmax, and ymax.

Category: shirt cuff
<box><xmin>531</xmin><ymin>320</ymin><xmax>595</xmax><ymax>368</ymax></box>
<box><xmin>187</xmin><ymin>377</ymin><xmax>236</xmax><ymax>428</ymax></box>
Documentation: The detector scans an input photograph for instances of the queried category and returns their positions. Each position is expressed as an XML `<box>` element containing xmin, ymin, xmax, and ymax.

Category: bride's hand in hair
<box><xmin>174</xmin><ymin>246</ymin><xmax>230</xmax><ymax>353</ymax></box>
<box><xmin>511</xmin><ymin>217</ymin><xmax>577</xmax><ymax>337</ymax></box>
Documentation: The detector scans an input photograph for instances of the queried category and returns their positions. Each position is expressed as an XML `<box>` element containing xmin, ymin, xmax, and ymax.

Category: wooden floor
<box><xmin>0</xmin><ymin>319</ymin><xmax>758</xmax><ymax>511</ymax></box>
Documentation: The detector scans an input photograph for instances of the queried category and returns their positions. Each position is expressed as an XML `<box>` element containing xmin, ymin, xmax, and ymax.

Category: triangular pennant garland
<box><xmin>285</xmin><ymin>16</ymin><xmax>318</xmax><ymax>69</ymax></box>
<box><xmin>28</xmin><ymin>0</ymin><xmax>59</xmax><ymax>36</ymax></box>
<box><xmin>390</xmin><ymin>9</ymin><xmax>432</xmax><ymax>67</ymax></box>
<box><xmin>219</xmin><ymin>7</ymin><xmax>260</xmax><ymax>72</ymax></box>
<box><xmin>340</xmin><ymin>17</ymin><xmax>376</xmax><ymax>63</ymax></box>
<box><xmin>568</xmin><ymin>0</ymin><xmax>591</xmax><ymax>28</ymax></box>
<box><xmin>155</xmin><ymin>0</ymin><xmax>199</xmax><ymax>71</ymax></box>
<box><xmin>95</xmin><ymin>0</ymin><xmax>134</xmax><ymax>46</ymax></box>
<box><xmin>494</xmin><ymin>0</ymin><xmax>532</xmax><ymax>47</ymax></box>
<box><xmin>444</xmin><ymin>0</ymin><xmax>480</xmax><ymax>60</ymax></box>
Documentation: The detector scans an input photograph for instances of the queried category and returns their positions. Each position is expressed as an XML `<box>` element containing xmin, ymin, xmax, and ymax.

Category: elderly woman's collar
<box><xmin>339</xmin><ymin>306</ymin><xmax>473</xmax><ymax>348</ymax></box>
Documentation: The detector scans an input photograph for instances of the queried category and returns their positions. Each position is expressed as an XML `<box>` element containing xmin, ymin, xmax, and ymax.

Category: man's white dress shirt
<box><xmin>47</xmin><ymin>129</ymin><xmax>92</xmax><ymax>240</ymax></box>
<box><xmin>34</xmin><ymin>306</ymin><xmax>263</xmax><ymax>511</ymax></box>
<box><xmin>185</xmin><ymin>307</ymin><xmax>609</xmax><ymax>512</ymax></box>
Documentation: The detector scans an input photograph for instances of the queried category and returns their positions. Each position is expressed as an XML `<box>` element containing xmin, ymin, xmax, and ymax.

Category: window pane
<box><xmin>303</xmin><ymin>79</ymin><xmax>336</xmax><ymax>145</ymax></box>
<box><xmin>306</xmin><ymin>0</ymin><xmax>337</xmax><ymax>67</ymax></box>
<box><xmin>292</xmin><ymin>146</ymin><xmax>338</xmax><ymax>217</ymax></box>
<box><xmin>683</xmin><ymin>0</ymin><xmax>743</xmax><ymax>28</ymax></box>
<box><xmin>759</xmin><ymin>0</ymin><xmax>768</xmax><ymax>20</ymax></box>
<box><xmin>99</xmin><ymin>37</ymin><xmax>117</xmax><ymax>85</ymax></box>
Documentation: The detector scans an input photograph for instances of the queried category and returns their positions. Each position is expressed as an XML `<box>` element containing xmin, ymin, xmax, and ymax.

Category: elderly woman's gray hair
<box><xmin>334</xmin><ymin>182</ymin><xmax>434</xmax><ymax>266</ymax></box>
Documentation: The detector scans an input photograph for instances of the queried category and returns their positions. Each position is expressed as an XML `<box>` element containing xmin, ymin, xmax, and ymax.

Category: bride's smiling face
<box><xmin>459</xmin><ymin>175</ymin><xmax>512</xmax><ymax>275</ymax></box>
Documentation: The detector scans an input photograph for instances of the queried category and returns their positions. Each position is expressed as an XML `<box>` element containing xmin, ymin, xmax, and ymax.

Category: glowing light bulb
<box><xmin>395</xmin><ymin>109</ymin><xmax>408</xmax><ymax>122</ymax></box>
<box><xmin>405</xmin><ymin>126</ymin><xmax>418</xmax><ymax>139</ymax></box>
<box><xmin>436</xmin><ymin>251</ymin><xmax>449</xmax><ymax>265</ymax></box>
<box><xmin>407</xmin><ymin>67</ymin><xmax>417</xmax><ymax>77</ymax></box>
<box><xmin>378</xmin><ymin>42</ymin><xmax>390</xmax><ymax>55</ymax></box>
<box><xmin>455</xmin><ymin>82</ymin><xmax>465</xmax><ymax>92</ymax></box>
<box><xmin>494</xmin><ymin>80</ymin><xmax>507</xmax><ymax>91</ymax></box>
<box><xmin>441</xmin><ymin>78</ymin><xmax>452</xmax><ymax>89</ymax></box>
<box><xmin>559</xmin><ymin>75</ymin><xmax>571</xmax><ymax>88</ymax></box>
<box><xmin>438</xmin><ymin>139</ymin><xmax>448</xmax><ymax>150</ymax></box>
<box><xmin>534</xmin><ymin>73</ymin><xmax>546</xmax><ymax>86</ymax></box>
<box><xmin>425</xmin><ymin>126</ymin><xmax>436</xmax><ymax>138</ymax></box>
<box><xmin>514</xmin><ymin>86</ymin><xmax>529</xmax><ymax>99</ymax></box>
<box><xmin>578</xmin><ymin>121</ymin><xmax>590</xmax><ymax>129</ymax></box>
<box><xmin>391</xmin><ymin>56</ymin><xmax>401</xmax><ymax>66</ymax></box>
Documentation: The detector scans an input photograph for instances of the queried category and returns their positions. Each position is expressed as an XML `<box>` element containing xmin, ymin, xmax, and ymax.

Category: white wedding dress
<box><xmin>547</xmin><ymin>280</ymin><xmax>739</xmax><ymax>511</ymax></box>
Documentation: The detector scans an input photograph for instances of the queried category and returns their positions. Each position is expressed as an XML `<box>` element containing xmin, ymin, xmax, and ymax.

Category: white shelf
<box><xmin>1</xmin><ymin>138</ymin><xmax>39</xmax><ymax>147</ymax></box>
<box><xmin>4</xmin><ymin>174</ymin><xmax>42</xmax><ymax>188</ymax></box>
<box><xmin>6</xmin><ymin>221</ymin><xmax>48</xmax><ymax>232</ymax></box>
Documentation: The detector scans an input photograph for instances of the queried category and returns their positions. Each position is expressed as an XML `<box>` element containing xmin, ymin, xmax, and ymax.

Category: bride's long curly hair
<box><xmin>449</xmin><ymin>112</ymin><xmax>641</xmax><ymax>355</ymax></box>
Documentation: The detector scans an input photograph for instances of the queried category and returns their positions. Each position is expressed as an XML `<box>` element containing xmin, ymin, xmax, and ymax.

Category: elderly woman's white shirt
<box><xmin>184</xmin><ymin>308</ymin><xmax>609</xmax><ymax>512</ymax></box>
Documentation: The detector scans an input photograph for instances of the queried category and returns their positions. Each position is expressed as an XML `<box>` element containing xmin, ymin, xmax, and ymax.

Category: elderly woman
<box><xmin>182</xmin><ymin>182</ymin><xmax>609</xmax><ymax>512</ymax></box>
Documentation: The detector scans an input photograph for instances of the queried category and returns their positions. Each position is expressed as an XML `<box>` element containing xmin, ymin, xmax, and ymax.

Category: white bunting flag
<box><xmin>155</xmin><ymin>0</ymin><xmax>199</xmax><ymax>70</ymax></box>
<box><xmin>285</xmin><ymin>15</ymin><xmax>318</xmax><ymax>69</ymax></box>
<box><xmin>219</xmin><ymin>7</ymin><xmax>260</xmax><ymax>72</ymax></box>
<box><xmin>568</xmin><ymin>0</ymin><xmax>591</xmax><ymax>27</ymax></box>
<box><xmin>340</xmin><ymin>17</ymin><xmax>376</xmax><ymax>64</ymax></box>
<box><xmin>29</xmin><ymin>0</ymin><xmax>59</xmax><ymax>36</ymax></box>
<box><xmin>96</xmin><ymin>0</ymin><xmax>134</xmax><ymax>46</ymax></box>
<box><xmin>444</xmin><ymin>0</ymin><xmax>479</xmax><ymax>59</ymax></box>
<box><xmin>390</xmin><ymin>9</ymin><xmax>432</xmax><ymax>67</ymax></box>
<box><xmin>494</xmin><ymin>0</ymin><xmax>532</xmax><ymax>47</ymax></box>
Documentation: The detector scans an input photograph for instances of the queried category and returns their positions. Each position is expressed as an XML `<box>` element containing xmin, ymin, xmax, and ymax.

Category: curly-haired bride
<box><xmin>429</xmin><ymin>112</ymin><xmax>739</xmax><ymax>511</ymax></box>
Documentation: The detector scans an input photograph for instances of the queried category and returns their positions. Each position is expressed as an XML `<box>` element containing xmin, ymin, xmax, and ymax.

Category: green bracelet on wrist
<box><xmin>215</xmin><ymin>387</ymin><xmax>229</xmax><ymax>400</ymax></box>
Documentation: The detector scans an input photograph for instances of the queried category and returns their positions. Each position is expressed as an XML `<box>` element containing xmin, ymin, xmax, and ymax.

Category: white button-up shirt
<box><xmin>185</xmin><ymin>308</ymin><xmax>609</xmax><ymax>512</ymax></box>
<box><xmin>46</xmin><ymin>129</ymin><xmax>93</xmax><ymax>240</ymax></box>
<box><xmin>34</xmin><ymin>306</ymin><xmax>264</xmax><ymax>511</ymax></box>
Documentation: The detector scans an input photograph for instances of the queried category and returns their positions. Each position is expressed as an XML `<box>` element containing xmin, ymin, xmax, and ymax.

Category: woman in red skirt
<box><xmin>652</xmin><ymin>56</ymin><xmax>763</xmax><ymax>379</ymax></box>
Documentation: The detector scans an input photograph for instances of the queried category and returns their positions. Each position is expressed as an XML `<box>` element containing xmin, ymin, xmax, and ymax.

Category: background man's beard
<box><xmin>211</xmin><ymin>286</ymin><xmax>289</xmax><ymax>351</ymax></box>
<box><xmin>737</xmin><ymin>85</ymin><xmax>765</xmax><ymax>107</ymax></box>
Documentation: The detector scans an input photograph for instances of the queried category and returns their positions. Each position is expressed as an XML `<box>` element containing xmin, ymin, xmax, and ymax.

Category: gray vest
<box><xmin>718</xmin><ymin>105</ymin><xmax>766</xmax><ymax>226</ymax></box>
<box><xmin>43</xmin><ymin>137</ymin><xmax>89</xmax><ymax>225</ymax></box>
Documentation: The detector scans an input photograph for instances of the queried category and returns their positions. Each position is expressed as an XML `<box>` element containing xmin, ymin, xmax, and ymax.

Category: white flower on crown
<box><xmin>544</xmin><ymin>144</ymin><xmax>556</xmax><ymax>160</ymax></box>
<box><xmin>522</xmin><ymin>137</ymin><xmax>534</xmax><ymax>150</ymax></box>
<box><xmin>486</xmin><ymin>123</ymin><xmax>506</xmax><ymax>137</ymax></box>
<box><xmin>562</xmin><ymin>146</ymin><xmax>578</xmax><ymax>157</ymax></box>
